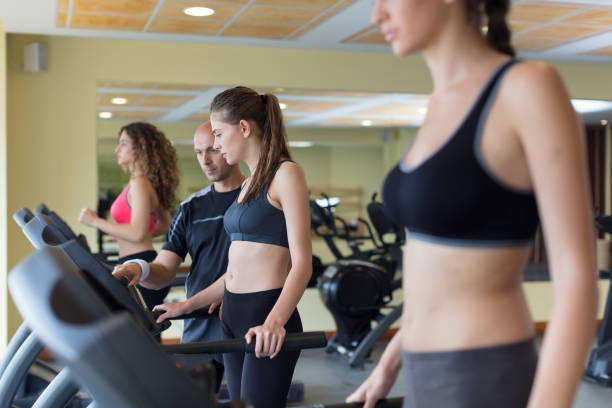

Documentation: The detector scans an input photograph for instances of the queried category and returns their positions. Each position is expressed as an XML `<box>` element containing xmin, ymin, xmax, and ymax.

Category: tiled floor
<box><xmin>288</xmin><ymin>342</ymin><xmax>612</xmax><ymax>407</ymax></box>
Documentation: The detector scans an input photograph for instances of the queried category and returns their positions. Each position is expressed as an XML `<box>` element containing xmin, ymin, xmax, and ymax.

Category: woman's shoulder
<box><xmin>504</xmin><ymin>60</ymin><xmax>566</xmax><ymax>98</ymax></box>
<box><xmin>500</xmin><ymin>60</ymin><xmax>571</xmax><ymax>117</ymax></box>
<box><xmin>129</xmin><ymin>176</ymin><xmax>155</xmax><ymax>195</ymax></box>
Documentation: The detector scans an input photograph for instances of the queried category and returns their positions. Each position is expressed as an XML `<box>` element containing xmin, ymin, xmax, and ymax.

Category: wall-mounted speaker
<box><xmin>24</xmin><ymin>42</ymin><xmax>47</xmax><ymax>73</ymax></box>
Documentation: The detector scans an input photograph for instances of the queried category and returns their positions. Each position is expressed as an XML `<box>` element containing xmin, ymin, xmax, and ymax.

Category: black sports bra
<box><xmin>223</xmin><ymin>161</ymin><xmax>291</xmax><ymax>248</ymax></box>
<box><xmin>382</xmin><ymin>59</ymin><xmax>539</xmax><ymax>247</ymax></box>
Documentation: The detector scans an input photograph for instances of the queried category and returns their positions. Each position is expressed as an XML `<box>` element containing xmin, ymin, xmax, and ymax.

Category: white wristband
<box><xmin>122</xmin><ymin>259</ymin><xmax>150</xmax><ymax>282</ymax></box>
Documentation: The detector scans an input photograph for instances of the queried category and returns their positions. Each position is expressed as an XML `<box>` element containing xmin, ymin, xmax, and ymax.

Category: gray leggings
<box><xmin>402</xmin><ymin>338</ymin><xmax>537</xmax><ymax>408</ymax></box>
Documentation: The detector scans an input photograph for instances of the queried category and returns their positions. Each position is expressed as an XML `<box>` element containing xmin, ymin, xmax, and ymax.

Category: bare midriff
<box><xmin>225</xmin><ymin>240</ymin><xmax>291</xmax><ymax>293</ymax></box>
<box><xmin>401</xmin><ymin>238</ymin><xmax>534</xmax><ymax>352</ymax></box>
<box><xmin>117</xmin><ymin>236</ymin><xmax>154</xmax><ymax>258</ymax></box>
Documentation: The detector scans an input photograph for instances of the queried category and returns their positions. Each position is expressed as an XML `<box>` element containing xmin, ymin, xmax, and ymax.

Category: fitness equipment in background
<box><xmin>585</xmin><ymin>215</ymin><xmax>612</xmax><ymax>385</ymax></box>
<box><xmin>310</xmin><ymin>193</ymin><xmax>405</xmax><ymax>367</ymax></box>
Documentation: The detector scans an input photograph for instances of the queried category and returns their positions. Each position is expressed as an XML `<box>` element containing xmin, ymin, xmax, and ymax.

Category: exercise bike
<box><xmin>310</xmin><ymin>193</ymin><xmax>404</xmax><ymax>367</ymax></box>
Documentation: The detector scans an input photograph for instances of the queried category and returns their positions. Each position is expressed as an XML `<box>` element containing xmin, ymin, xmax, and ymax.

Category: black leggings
<box><xmin>221</xmin><ymin>287</ymin><xmax>302</xmax><ymax>408</ymax></box>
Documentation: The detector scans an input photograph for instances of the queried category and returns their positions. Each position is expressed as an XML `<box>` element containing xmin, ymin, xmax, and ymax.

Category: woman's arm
<box><xmin>245</xmin><ymin>162</ymin><xmax>312</xmax><ymax>358</ymax></box>
<box><xmin>508</xmin><ymin>62</ymin><xmax>598</xmax><ymax>408</ymax></box>
<box><xmin>346</xmin><ymin>325</ymin><xmax>404</xmax><ymax>408</ymax></box>
<box><xmin>79</xmin><ymin>178</ymin><xmax>154</xmax><ymax>243</ymax></box>
<box><xmin>153</xmin><ymin>273</ymin><xmax>225</xmax><ymax>322</ymax></box>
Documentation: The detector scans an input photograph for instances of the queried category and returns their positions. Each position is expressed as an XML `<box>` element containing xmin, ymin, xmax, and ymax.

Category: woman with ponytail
<box><xmin>154</xmin><ymin>87</ymin><xmax>311</xmax><ymax>408</ymax></box>
<box><xmin>79</xmin><ymin>122</ymin><xmax>179</xmax><ymax>325</ymax></box>
<box><xmin>347</xmin><ymin>1</ymin><xmax>597</xmax><ymax>407</ymax></box>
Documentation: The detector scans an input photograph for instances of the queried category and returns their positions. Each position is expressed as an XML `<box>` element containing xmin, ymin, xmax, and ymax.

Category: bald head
<box><xmin>194</xmin><ymin>121</ymin><xmax>214</xmax><ymax>147</ymax></box>
<box><xmin>194</xmin><ymin>121</ymin><xmax>235</xmax><ymax>183</ymax></box>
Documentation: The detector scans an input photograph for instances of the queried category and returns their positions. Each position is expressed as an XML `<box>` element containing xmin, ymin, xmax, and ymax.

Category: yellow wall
<box><xmin>0</xmin><ymin>19</ymin><xmax>7</xmax><ymax>353</ymax></box>
<box><xmin>4</xmin><ymin>33</ymin><xmax>612</xmax><ymax>342</ymax></box>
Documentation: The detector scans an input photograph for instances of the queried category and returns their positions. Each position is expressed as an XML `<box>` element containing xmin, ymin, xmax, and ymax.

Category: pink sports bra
<box><xmin>110</xmin><ymin>185</ymin><xmax>157</xmax><ymax>233</ymax></box>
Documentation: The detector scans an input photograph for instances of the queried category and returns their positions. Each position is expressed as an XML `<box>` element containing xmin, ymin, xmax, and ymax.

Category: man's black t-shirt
<box><xmin>163</xmin><ymin>184</ymin><xmax>240</xmax><ymax>345</ymax></box>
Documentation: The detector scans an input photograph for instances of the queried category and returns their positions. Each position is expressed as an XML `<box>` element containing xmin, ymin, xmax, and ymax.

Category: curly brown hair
<box><xmin>119</xmin><ymin>122</ymin><xmax>179</xmax><ymax>211</ymax></box>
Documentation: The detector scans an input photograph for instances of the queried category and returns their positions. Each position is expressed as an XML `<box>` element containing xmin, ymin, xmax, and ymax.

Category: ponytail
<box><xmin>210</xmin><ymin>87</ymin><xmax>291</xmax><ymax>204</ymax></box>
<box><xmin>466</xmin><ymin>0</ymin><xmax>515</xmax><ymax>57</ymax></box>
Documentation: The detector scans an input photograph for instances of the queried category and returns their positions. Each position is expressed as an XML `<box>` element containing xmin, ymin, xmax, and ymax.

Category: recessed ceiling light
<box><xmin>279</xmin><ymin>103</ymin><xmax>287</xmax><ymax>110</ymax></box>
<box><xmin>289</xmin><ymin>141</ymin><xmax>313</xmax><ymax>148</ymax></box>
<box><xmin>98</xmin><ymin>112</ymin><xmax>113</xmax><ymax>119</ymax></box>
<box><xmin>602</xmin><ymin>120</ymin><xmax>609</xmax><ymax>126</ymax></box>
<box><xmin>361</xmin><ymin>120</ymin><xmax>373</xmax><ymax>127</ymax></box>
<box><xmin>183</xmin><ymin>7</ymin><xmax>215</xmax><ymax>17</ymax></box>
<box><xmin>111</xmin><ymin>97</ymin><xmax>128</xmax><ymax>105</ymax></box>
<box><xmin>571</xmin><ymin>99</ymin><xmax>612</xmax><ymax>113</ymax></box>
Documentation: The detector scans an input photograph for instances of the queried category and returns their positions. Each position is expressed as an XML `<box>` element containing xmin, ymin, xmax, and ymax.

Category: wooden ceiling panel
<box><xmin>236</xmin><ymin>5</ymin><xmax>320</xmax><ymax>26</ymax></box>
<box><xmin>586</xmin><ymin>45</ymin><xmax>612</xmax><ymax>56</ymax></box>
<box><xmin>343</xmin><ymin>25</ymin><xmax>375</xmax><ymax>42</ymax></box>
<box><xmin>524</xmin><ymin>24</ymin><xmax>604</xmax><ymax>40</ymax></box>
<box><xmin>183</xmin><ymin>112</ymin><xmax>211</xmax><ymax>122</ymax></box>
<box><xmin>289</xmin><ymin>0</ymin><xmax>356</xmax><ymax>39</ymax></box>
<box><xmin>561</xmin><ymin>9</ymin><xmax>612</xmax><ymax>26</ymax></box>
<box><xmin>222</xmin><ymin>23</ymin><xmax>298</xmax><ymax>39</ymax></box>
<box><xmin>509</xmin><ymin>22</ymin><xmax>537</xmax><ymax>35</ymax></box>
<box><xmin>512</xmin><ymin>37</ymin><xmax>565</xmax><ymax>51</ymax></box>
<box><xmin>58</xmin><ymin>0</ymin><xmax>69</xmax><ymax>11</ymax></box>
<box><xmin>157</xmin><ymin>1</ymin><xmax>243</xmax><ymax>21</ymax></box>
<box><xmin>70</xmin><ymin>14</ymin><xmax>149</xmax><ymax>31</ymax></box>
<box><xmin>349</xmin><ymin>30</ymin><xmax>386</xmax><ymax>44</ymax></box>
<box><xmin>287</xmin><ymin>101</ymin><xmax>348</xmax><ymax>113</ymax></box>
<box><xmin>508</xmin><ymin>4</ymin><xmax>584</xmax><ymax>23</ymax></box>
<box><xmin>99</xmin><ymin>94</ymin><xmax>147</xmax><ymax>107</ymax></box>
<box><xmin>148</xmin><ymin>18</ymin><xmax>225</xmax><ymax>35</ymax></box>
<box><xmin>255</xmin><ymin>0</ymin><xmax>339</xmax><ymax>8</ymax></box>
<box><xmin>138</xmin><ymin>94</ymin><xmax>192</xmax><ymax>107</ymax></box>
<box><xmin>57</xmin><ymin>12</ymin><xmax>67</xmax><ymax>27</ymax></box>
<box><xmin>73</xmin><ymin>0</ymin><xmax>158</xmax><ymax>15</ymax></box>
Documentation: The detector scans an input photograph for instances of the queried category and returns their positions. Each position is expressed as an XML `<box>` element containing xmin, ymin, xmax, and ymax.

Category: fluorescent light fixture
<box><xmin>361</xmin><ymin>120</ymin><xmax>373</xmax><ymax>127</ymax></box>
<box><xmin>571</xmin><ymin>99</ymin><xmax>612</xmax><ymax>113</ymax></box>
<box><xmin>98</xmin><ymin>112</ymin><xmax>113</xmax><ymax>119</ymax></box>
<box><xmin>279</xmin><ymin>103</ymin><xmax>288</xmax><ymax>110</ymax></box>
<box><xmin>417</xmin><ymin>107</ymin><xmax>427</xmax><ymax>115</ymax></box>
<box><xmin>183</xmin><ymin>7</ymin><xmax>215</xmax><ymax>17</ymax></box>
<box><xmin>111</xmin><ymin>97</ymin><xmax>128</xmax><ymax>105</ymax></box>
<box><xmin>289</xmin><ymin>141</ymin><xmax>313</xmax><ymax>148</ymax></box>
<box><xmin>316</xmin><ymin>197</ymin><xmax>340</xmax><ymax>207</ymax></box>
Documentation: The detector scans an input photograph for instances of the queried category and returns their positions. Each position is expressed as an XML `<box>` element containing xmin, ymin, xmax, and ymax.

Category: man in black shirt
<box><xmin>113</xmin><ymin>121</ymin><xmax>244</xmax><ymax>386</ymax></box>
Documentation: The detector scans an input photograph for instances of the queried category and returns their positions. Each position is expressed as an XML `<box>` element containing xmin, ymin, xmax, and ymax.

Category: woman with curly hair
<box><xmin>79</xmin><ymin>122</ymin><xmax>180</xmax><ymax>321</ymax></box>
